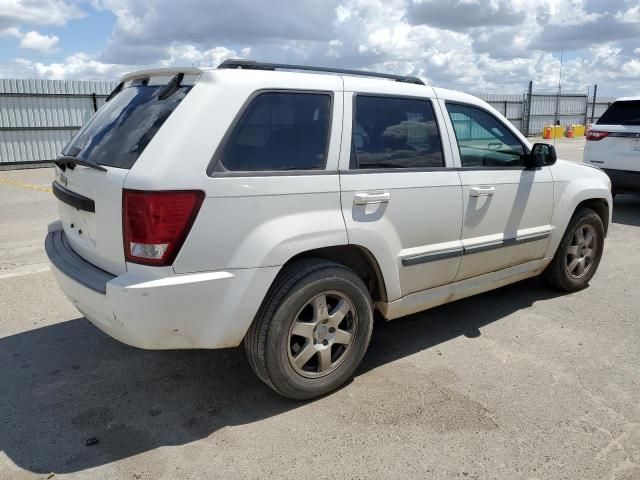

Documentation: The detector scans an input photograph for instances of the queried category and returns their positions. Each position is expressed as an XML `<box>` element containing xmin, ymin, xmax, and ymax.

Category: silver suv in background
<box><xmin>585</xmin><ymin>97</ymin><xmax>640</xmax><ymax>194</ymax></box>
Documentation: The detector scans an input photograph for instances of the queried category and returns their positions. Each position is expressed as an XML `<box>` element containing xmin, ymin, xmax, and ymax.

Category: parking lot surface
<box><xmin>532</xmin><ymin>135</ymin><xmax>587</xmax><ymax>163</ymax></box>
<box><xmin>1</xmin><ymin>139</ymin><xmax>639</xmax><ymax>479</ymax></box>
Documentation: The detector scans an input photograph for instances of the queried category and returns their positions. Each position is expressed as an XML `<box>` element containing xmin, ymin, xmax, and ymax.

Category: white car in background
<box><xmin>46</xmin><ymin>61</ymin><xmax>612</xmax><ymax>399</ymax></box>
<box><xmin>585</xmin><ymin>97</ymin><xmax>640</xmax><ymax>194</ymax></box>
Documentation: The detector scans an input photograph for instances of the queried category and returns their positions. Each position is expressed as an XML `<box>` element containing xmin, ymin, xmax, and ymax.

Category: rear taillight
<box><xmin>586</xmin><ymin>130</ymin><xmax>609</xmax><ymax>141</ymax></box>
<box><xmin>123</xmin><ymin>190</ymin><xmax>204</xmax><ymax>266</ymax></box>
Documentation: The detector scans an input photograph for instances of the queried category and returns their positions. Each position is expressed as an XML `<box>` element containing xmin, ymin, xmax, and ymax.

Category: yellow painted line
<box><xmin>0</xmin><ymin>176</ymin><xmax>52</xmax><ymax>193</ymax></box>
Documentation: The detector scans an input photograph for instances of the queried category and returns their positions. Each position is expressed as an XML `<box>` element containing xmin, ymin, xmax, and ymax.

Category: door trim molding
<box><xmin>401</xmin><ymin>230</ymin><xmax>552</xmax><ymax>266</ymax></box>
<box><xmin>463</xmin><ymin>230</ymin><xmax>552</xmax><ymax>255</ymax></box>
<box><xmin>401</xmin><ymin>247</ymin><xmax>463</xmax><ymax>266</ymax></box>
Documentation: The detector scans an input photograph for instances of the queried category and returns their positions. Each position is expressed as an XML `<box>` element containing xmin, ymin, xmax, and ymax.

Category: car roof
<box><xmin>119</xmin><ymin>64</ymin><xmax>490</xmax><ymax>109</ymax></box>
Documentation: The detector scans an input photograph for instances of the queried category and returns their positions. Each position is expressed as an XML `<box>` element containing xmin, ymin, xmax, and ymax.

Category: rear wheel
<box><xmin>244</xmin><ymin>258</ymin><xmax>374</xmax><ymax>400</ymax></box>
<box><xmin>543</xmin><ymin>208</ymin><xmax>605</xmax><ymax>292</ymax></box>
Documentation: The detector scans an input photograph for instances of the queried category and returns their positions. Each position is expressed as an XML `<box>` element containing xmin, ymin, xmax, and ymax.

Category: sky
<box><xmin>0</xmin><ymin>0</ymin><xmax>639</xmax><ymax>96</ymax></box>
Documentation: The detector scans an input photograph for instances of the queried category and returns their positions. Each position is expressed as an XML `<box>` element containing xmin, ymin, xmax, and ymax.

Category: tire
<box><xmin>244</xmin><ymin>258</ymin><xmax>374</xmax><ymax>400</ymax></box>
<box><xmin>543</xmin><ymin>207</ymin><xmax>605</xmax><ymax>292</ymax></box>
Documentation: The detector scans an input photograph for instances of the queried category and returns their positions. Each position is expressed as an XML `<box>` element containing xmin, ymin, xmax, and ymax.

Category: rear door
<box><xmin>586</xmin><ymin>100</ymin><xmax>640</xmax><ymax>171</ymax></box>
<box><xmin>171</xmin><ymin>76</ymin><xmax>348</xmax><ymax>275</ymax></box>
<box><xmin>339</xmin><ymin>90</ymin><xmax>463</xmax><ymax>301</ymax></box>
<box><xmin>442</xmin><ymin>101</ymin><xmax>553</xmax><ymax>281</ymax></box>
<box><xmin>52</xmin><ymin>73</ymin><xmax>198</xmax><ymax>274</ymax></box>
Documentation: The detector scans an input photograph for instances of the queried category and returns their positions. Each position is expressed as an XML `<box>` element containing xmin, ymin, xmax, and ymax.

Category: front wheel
<box><xmin>244</xmin><ymin>258</ymin><xmax>374</xmax><ymax>400</ymax></box>
<box><xmin>543</xmin><ymin>208</ymin><xmax>605</xmax><ymax>292</ymax></box>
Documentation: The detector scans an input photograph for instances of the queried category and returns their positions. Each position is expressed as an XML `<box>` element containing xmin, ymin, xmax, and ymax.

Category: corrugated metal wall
<box><xmin>0</xmin><ymin>77</ymin><xmax>623</xmax><ymax>167</ymax></box>
<box><xmin>477</xmin><ymin>92</ymin><xmax>618</xmax><ymax>136</ymax></box>
<box><xmin>527</xmin><ymin>94</ymin><xmax>586</xmax><ymax>134</ymax></box>
<box><xmin>476</xmin><ymin>93</ymin><xmax>525</xmax><ymax>132</ymax></box>
<box><xmin>0</xmin><ymin>78</ymin><xmax>116</xmax><ymax>165</ymax></box>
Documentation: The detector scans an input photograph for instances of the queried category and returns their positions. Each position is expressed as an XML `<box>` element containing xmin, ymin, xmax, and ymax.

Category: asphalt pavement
<box><xmin>1</xmin><ymin>139</ymin><xmax>639</xmax><ymax>479</ymax></box>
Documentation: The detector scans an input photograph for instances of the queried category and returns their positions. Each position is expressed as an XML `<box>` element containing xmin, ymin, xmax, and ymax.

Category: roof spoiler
<box><xmin>119</xmin><ymin>67</ymin><xmax>202</xmax><ymax>84</ymax></box>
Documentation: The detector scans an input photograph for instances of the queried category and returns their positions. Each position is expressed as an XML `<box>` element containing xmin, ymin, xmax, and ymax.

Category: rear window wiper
<box><xmin>105</xmin><ymin>82</ymin><xmax>123</xmax><ymax>102</ymax></box>
<box><xmin>55</xmin><ymin>155</ymin><xmax>107</xmax><ymax>172</ymax></box>
<box><xmin>158</xmin><ymin>73</ymin><xmax>184</xmax><ymax>100</ymax></box>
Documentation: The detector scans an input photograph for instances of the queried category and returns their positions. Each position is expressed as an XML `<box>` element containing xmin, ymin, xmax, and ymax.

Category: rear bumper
<box><xmin>45</xmin><ymin>228</ymin><xmax>115</xmax><ymax>293</ymax></box>
<box><xmin>603</xmin><ymin>168</ymin><xmax>640</xmax><ymax>193</ymax></box>
<box><xmin>46</xmin><ymin>224</ymin><xmax>278</xmax><ymax>350</ymax></box>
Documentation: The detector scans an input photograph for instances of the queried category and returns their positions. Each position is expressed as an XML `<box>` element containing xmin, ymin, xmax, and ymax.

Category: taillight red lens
<box><xmin>586</xmin><ymin>130</ymin><xmax>609</xmax><ymax>141</ymax></box>
<box><xmin>123</xmin><ymin>190</ymin><xmax>204</xmax><ymax>266</ymax></box>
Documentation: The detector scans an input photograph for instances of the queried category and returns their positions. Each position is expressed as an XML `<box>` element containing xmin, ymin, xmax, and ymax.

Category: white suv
<box><xmin>584</xmin><ymin>97</ymin><xmax>640</xmax><ymax>194</ymax></box>
<box><xmin>46</xmin><ymin>60</ymin><xmax>612</xmax><ymax>399</ymax></box>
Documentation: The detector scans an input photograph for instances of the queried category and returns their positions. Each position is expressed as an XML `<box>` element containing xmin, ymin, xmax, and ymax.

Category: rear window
<box><xmin>62</xmin><ymin>80</ymin><xmax>191</xmax><ymax>169</ymax></box>
<box><xmin>597</xmin><ymin>101</ymin><xmax>640</xmax><ymax>126</ymax></box>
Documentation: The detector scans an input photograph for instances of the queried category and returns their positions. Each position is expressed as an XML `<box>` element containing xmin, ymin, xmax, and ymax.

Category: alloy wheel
<box><xmin>287</xmin><ymin>291</ymin><xmax>358</xmax><ymax>378</ymax></box>
<box><xmin>565</xmin><ymin>224</ymin><xmax>598</xmax><ymax>279</ymax></box>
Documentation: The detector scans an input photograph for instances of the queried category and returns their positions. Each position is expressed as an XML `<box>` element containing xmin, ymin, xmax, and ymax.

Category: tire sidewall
<box><xmin>264</xmin><ymin>267</ymin><xmax>373</xmax><ymax>399</ymax></box>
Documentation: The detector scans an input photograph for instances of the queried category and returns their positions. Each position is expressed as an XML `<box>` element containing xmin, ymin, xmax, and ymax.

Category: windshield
<box><xmin>62</xmin><ymin>83</ymin><xmax>191</xmax><ymax>169</ymax></box>
<box><xmin>597</xmin><ymin>100</ymin><xmax>640</xmax><ymax>126</ymax></box>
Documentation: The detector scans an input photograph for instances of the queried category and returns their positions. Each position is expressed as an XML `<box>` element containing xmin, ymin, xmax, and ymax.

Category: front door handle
<box><xmin>353</xmin><ymin>192</ymin><xmax>391</xmax><ymax>205</ymax></box>
<box><xmin>470</xmin><ymin>186</ymin><xmax>496</xmax><ymax>197</ymax></box>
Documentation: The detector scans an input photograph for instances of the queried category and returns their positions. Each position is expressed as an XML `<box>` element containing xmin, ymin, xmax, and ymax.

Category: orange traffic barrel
<box><xmin>543</xmin><ymin>126</ymin><xmax>552</xmax><ymax>139</ymax></box>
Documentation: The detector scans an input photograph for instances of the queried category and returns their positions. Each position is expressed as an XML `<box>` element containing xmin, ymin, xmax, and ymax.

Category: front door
<box><xmin>339</xmin><ymin>91</ymin><xmax>463</xmax><ymax>301</ymax></box>
<box><xmin>443</xmin><ymin>102</ymin><xmax>554</xmax><ymax>281</ymax></box>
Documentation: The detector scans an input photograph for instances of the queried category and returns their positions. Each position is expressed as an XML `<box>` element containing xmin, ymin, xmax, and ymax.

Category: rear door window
<box><xmin>215</xmin><ymin>92</ymin><xmax>331</xmax><ymax>172</ymax></box>
<box><xmin>597</xmin><ymin>101</ymin><xmax>640</xmax><ymax>126</ymax></box>
<box><xmin>62</xmin><ymin>79</ymin><xmax>191</xmax><ymax>169</ymax></box>
<box><xmin>351</xmin><ymin>95</ymin><xmax>444</xmax><ymax>169</ymax></box>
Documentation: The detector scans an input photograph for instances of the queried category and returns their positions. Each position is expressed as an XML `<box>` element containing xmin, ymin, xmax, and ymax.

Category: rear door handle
<box><xmin>353</xmin><ymin>192</ymin><xmax>391</xmax><ymax>205</ymax></box>
<box><xmin>470</xmin><ymin>186</ymin><xmax>496</xmax><ymax>197</ymax></box>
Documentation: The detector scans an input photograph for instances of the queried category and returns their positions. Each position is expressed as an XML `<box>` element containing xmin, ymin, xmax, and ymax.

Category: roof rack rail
<box><xmin>217</xmin><ymin>59</ymin><xmax>425</xmax><ymax>86</ymax></box>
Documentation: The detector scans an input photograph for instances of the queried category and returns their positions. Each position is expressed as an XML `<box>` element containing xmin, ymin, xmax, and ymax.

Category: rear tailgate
<box><xmin>52</xmin><ymin>70</ymin><xmax>200</xmax><ymax>275</ymax></box>
<box><xmin>53</xmin><ymin>166</ymin><xmax>128</xmax><ymax>274</ymax></box>
<box><xmin>586</xmin><ymin>124</ymin><xmax>640</xmax><ymax>170</ymax></box>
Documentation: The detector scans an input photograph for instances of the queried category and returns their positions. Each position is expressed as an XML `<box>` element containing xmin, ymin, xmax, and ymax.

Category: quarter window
<box><xmin>446</xmin><ymin>103</ymin><xmax>525</xmax><ymax>168</ymax></box>
<box><xmin>351</xmin><ymin>96</ymin><xmax>444</xmax><ymax>169</ymax></box>
<box><xmin>217</xmin><ymin>92</ymin><xmax>331</xmax><ymax>172</ymax></box>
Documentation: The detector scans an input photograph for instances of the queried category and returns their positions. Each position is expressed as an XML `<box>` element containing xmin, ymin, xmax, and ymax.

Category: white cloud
<box><xmin>19</xmin><ymin>30</ymin><xmax>59</xmax><ymax>52</ymax></box>
<box><xmin>327</xmin><ymin>39</ymin><xmax>343</xmax><ymax>57</ymax></box>
<box><xmin>2</xmin><ymin>0</ymin><xmax>640</xmax><ymax>96</ymax></box>
<box><xmin>1</xmin><ymin>27</ymin><xmax>60</xmax><ymax>53</ymax></box>
<box><xmin>0</xmin><ymin>26</ymin><xmax>21</xmax><ymax>38</ymax></box>
<box><xmin>0</xmin><ymin>0</ymin><xmax>84</xmax><ymax>28</ymax></box>
<box><xmin>615</xmin><ymin>4</ymin><xmax>640</xmax><ymax>23</ymax></box>
<box><xmin>159</xmin><ymin>45</ymin><xmax>244</xmax><ymax>67</ymax></box>
<box><xmin>15</xmin><ymin>53</ymin><xmax>132</xmax><ymax>79</ymax></box>
<box><xmin>0</xmin><ymin>0</ymin><xmax>82</xmax><ymax>54</ymax></box>
<box><xmin>620</xmin><ymin>58</ymin><xmax>640</xmax><ymax>77</ymax></box>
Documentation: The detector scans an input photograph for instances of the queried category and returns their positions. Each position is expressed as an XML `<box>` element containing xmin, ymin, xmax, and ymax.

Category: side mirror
<box><xmin>526</xmin><ymin>143</ymin><xmax>557</xmax><ymax>168</ymax></box>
